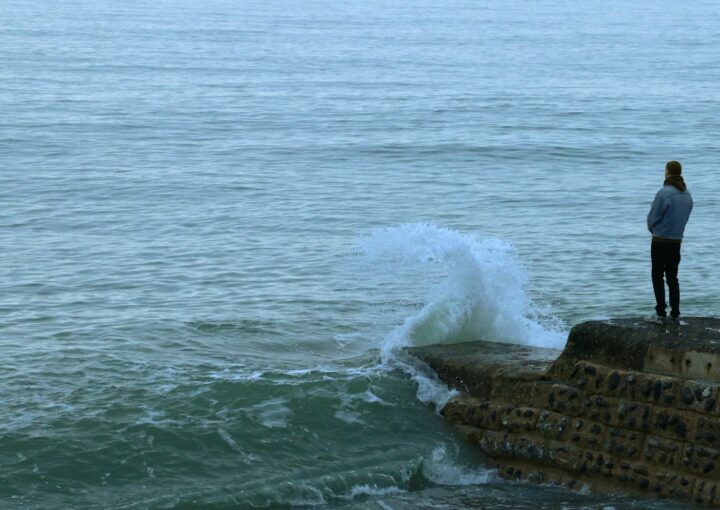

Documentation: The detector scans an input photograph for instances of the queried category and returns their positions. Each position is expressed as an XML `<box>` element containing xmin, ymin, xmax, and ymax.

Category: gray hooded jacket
<box><xmin>647</xmin><ymin>180</ymin><xmax>693</xmax><ymax>240</ymax></box>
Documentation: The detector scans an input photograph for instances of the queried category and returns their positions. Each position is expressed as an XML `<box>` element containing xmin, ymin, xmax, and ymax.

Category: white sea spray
<box><xmin>359</xmin><ymin>223</ymin><xmax>567</xmax><ymax>353</ymax></box>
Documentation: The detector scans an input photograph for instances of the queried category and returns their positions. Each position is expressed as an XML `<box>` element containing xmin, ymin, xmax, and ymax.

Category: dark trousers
<box><xmin>651</xmin><ymin>241</ymin><xmax>681</xmax><ymax>318</ymax></box>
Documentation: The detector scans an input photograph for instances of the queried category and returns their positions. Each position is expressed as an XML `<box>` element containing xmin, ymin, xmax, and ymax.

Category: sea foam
<box><xmin>422</xmin><ymin>444</ymin><xmax>497</xmax><ymax>485</ymax></box>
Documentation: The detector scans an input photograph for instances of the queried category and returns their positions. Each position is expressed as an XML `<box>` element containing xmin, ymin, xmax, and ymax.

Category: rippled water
<box><xmin>2</xmin><ymin>0</ymin><xmax>719</xmax><ymax>508</ymax></box>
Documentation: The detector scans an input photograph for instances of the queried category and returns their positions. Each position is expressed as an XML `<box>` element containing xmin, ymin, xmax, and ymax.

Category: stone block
<box><xmin>642</xmin><ymin>436</ymin><xmax>682</xmax><ymax>467</ymax></box>
<box><xmin>536</xmin><ymin>410</ymin><xmax>570</xmax><ymax>440</ymax></box>
<box><xmin>478</xmin><ymin>430</ymin><xmax>516</xmax><ymax>459</ymax></box>
<box><xmin>651</xmin><ymin>408</ymin><xmax>693</xmax><ymax>441</ymax></box>
<box><xmin>603</xmin><ymin>427</ymin><xmax>643</xmax><ymax>459</ymax></box>
<box><xmin>584</xmin><ymin>394</ymin><xmax>616</xmax><ymax>425</ymax></box>
<box><xmin>543</xmin><ymin>441</ymin><xmax>584</xmax><ymax>472</ymax></box>
<box><xmin>514</xmin><ymin>435</ymin><xmax>546</xmax><ymax>464</ymax></box>
<box><xmin>682</xmin><ymin>444</ymin><xmax>720</xmax><ymax>478</ymax></box>
<box><xmin>500</xmin><ymin>406</ymin><xmax>540</xmax><ymax>434</ymax></box>
<box><xmin>462</xmin><ymin>403</ymin><xmax>540</xmax><ymax>433</ymax></box>
<box><xmin>536</xmin><ymin>411</ymin><xmax>605</xmax><ymax>449</ymax></box>
<box><xmin>632</xmin><ymin>373</ymin><xmax>678</xmax><ymax>407</ymax></box>
<box><xmin>571</xmin><ymin>365</ymin><xmax>678</xmax><ymax>409</ymax></box>
<box><xmin>616</xmin><ymin>400</ymin><xmax>651</xmax><ymax>432</ymax></box>
<box><xmin>644</xmin><ymin>346</ymin><xmax>687</xmax><ymax>378</ymax></box>
<box><xmin>695</xmin><ymin>416</ymin><xmax>720</xmax><ymax>449</ymax></box>
<box><xmin>615</xmin><ymin>461</ymin><xmax>649</xmax><ymax>488</ymax></box>
<box><xmin>547</xmin><ymin>383</ymin><xmax>587</xmax><ymax>416</ymax></box>
<box><xmin>693</xmin><ymin>478</ymin><xmax>720</xmax><ymax>506</ymax></box>
<box><xmin>577</xmin><ymin>449</ymin><xmax>616</xmax><ymax>478</ymax></box>
<box><xmin>651</xmin><ymin>469</ymin><xmax>694</xmax><ymax>499</ymax></box>
<box><xmin>569</xmin><ymin>361</ymin><xmax>608</xmax><ymax>393</ymax></box>
<box><xmin>679</xmin><ymin>351</ymin><xmax>720</xmax><ymax>381</ymax></box>
<box><xmin>468</xmin><ymin>402</ymin><xmax>504</xmax><ymax>430</ymax></box>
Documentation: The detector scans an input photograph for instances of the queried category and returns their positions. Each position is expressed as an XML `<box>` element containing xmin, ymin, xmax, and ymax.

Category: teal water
<box><xmin>2</xmin><ymin>0</ymin><xmax>719</xmax><ymax>508</ymax></box>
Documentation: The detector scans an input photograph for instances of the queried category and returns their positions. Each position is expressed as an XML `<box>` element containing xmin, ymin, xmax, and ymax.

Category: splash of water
<box><xmin>359</xmin><ymin>223</ymin><xmax>567</xmax><ymax>355</ymax></box>
<box><xmin>422</xmin><ymin>444</ymin><xmax>497</xmax><ymax>485</ymax></box>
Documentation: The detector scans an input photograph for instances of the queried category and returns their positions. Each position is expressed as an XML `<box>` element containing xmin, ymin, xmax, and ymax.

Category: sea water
<box><xmin>1</xmin><ymin>0</ymin><xmax>719</xmax><ymax>508</ymax></box>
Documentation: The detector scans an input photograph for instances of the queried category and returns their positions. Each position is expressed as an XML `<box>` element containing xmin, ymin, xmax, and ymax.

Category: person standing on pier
<box><xmin>645</xmin><ymin>160</ymin><xmax>693</xmax><ymax>324</ymax></box>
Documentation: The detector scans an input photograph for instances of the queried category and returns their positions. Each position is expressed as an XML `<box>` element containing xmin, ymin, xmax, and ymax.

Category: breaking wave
<box><xmin>358</xmin><ymin>223</ymin><xmax>567</xmax><ymax>354</ymax></box>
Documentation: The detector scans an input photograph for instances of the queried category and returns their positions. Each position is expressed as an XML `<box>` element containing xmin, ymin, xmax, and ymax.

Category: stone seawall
<box><xmin>407</xmin><ymin>318</ymin><xmax>720</xmax><ymax>507</ymax></box>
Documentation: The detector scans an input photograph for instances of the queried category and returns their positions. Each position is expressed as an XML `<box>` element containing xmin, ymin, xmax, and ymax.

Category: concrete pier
<box><xmin>408</xmin><ymin>318</ymin><xmax>720</xmax><ymax>507</ymax></box>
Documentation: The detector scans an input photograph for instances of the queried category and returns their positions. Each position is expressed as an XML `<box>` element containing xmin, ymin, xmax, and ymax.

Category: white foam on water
<box><xmin>209</xmin><ymin>364</ymin><xmax>385</xmax><ymax>386</ymax></box>
<box><xmin>422</xmin><ymin>445</ymin><xmax>497</xmax><ymax>486</ymax></box>
<box><xmin>333</xmin><ymin>409</ymin><xmax>365</xmax><ymax>425</ymax></box>
<box><xmin>285</xmin><ymin>484</ymin><xmax>326</xmax><ymax>507</ymax></box>
<box><xmin>333</xmin><ymin>386</ymin><xmax>392</xmax><ymax>424</ymax></box>
<box><xmin>358</xmin><ymin>389</ymin><xmax>391</xmax><ymax>405</ymax></box>
<box><xmin>248</xmin><ymin>397</ymin><xmax>294</xmax><ymax>428</ymax></box>
<box><xmin>217</xmin><ymin>428</ymin><xmax>257</xmax><ymax>464</ymax></box>
<box><xmin>359</xmin><ymin>223</ymin><xmax>567</xmax><ymax>353</ymax></box>
<box><xmin>339</xmin><ymin>484</ymin><xmax>405</xmax><ymax>499</ymax></box>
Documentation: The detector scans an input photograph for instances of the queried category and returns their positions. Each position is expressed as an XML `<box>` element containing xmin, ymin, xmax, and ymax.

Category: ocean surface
<box><xmin>2</xmin><ymin>0</ymin><xmax>719</xmax><ymax>508</ymax></box>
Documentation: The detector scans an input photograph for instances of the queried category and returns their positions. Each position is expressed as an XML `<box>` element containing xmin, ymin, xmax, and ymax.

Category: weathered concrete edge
<box><xmin>554</xmin><ymin>318</ymin><xmax>720</xmax><ymax>382</ymax></box>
